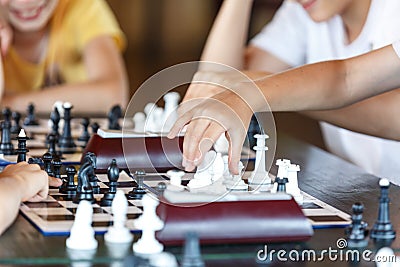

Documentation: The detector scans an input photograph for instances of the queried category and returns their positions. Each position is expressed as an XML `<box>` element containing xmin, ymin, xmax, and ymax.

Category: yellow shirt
<box><xmin>4</xmin><ymin>0</ymin><xmax>126</xmax><ymax>94</ymax></box>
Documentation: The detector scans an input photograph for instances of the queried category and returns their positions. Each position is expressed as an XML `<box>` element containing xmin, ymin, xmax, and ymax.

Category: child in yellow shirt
<box><xmin>0</xmin><ymin>0</ymin><xmax>128</xmax><ymax>114</ymax></box>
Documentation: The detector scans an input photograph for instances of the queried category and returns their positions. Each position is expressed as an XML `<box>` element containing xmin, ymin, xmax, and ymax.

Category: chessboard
<box><xmin>20</xmin><ymin>170</ymin><xmax>351</xmax><ymax>237</ymax></box>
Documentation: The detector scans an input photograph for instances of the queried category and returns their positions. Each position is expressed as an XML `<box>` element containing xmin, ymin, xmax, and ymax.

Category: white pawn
<box><xmin>133</xmin><ymin>194</ymin><xmax>164</xmax><ymax>255</ymax></box>
<box><xmin>162</xmin><ymin>92</ymin><xmax>180</xmax><ymax>132</ymax></box>
<box><xmin>166</xmin><ymin>170</ymin><xmax>185</xmax><ymax>192</ymax></box>
<box><xmin>225</xmin><ymin>161</ymin><xmax>248</xmax><ymax>191</ymax></box>
<box><xmin>286</xmin><ymin>164</ymin><xmax>303</xmax><ymax>204</ymax></box>
<box><xmin>133</xmin><ymin>112</ymin><xmax>146</xmax><ymax>133</ymax></box>
<box><xmin>248</xmin><ymin>134</ymin><xmax>271</xmax><ymax>185</ymax></box>
<box><xmin>66</xmin><ymin>200</ymin><xmax>98</xmax><ymax>250</ymax></box>
<box><xmin>187</xmin><ymin>151</ymin><xmax>215</xmax><ymax>190</ymax></box>
<box><xmin>105</xmin><ymin>190</ymin><xmax>133</xmax><ymax>244</ymax></box>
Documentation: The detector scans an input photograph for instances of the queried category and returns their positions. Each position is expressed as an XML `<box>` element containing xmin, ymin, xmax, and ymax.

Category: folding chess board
<box><xmin>20</xmin><ymin>171</ymin><xmax>351</xmax><ymax>237</ymax></box>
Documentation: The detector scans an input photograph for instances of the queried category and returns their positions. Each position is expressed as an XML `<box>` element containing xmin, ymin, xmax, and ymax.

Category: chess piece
<box><xmin>66</xmin><ymin>200</ymin><xmax>98</xmax><ymax>250</ymax></box>
<box><xmin>23</xmin><ymin>103</ymin><xmax>39</xmax><ymax>126</ymax></box>
<box><xmin>132</xmin><ymin>194</ymin><xmax>164</xmax><ymax>254</ymax></box>
<box><xmin>42</xmin><ymin>152</ymin><xmax>54</xmax><ymax>177</ymax></box>
<box><xmin>107</xmin><ymin>105</ymin><xmax>122</xmax><ymax>130</ymax></box>
<box><xmin>104</xmin><ymin>190</ymin><xmax>133</xmax><ymax>243</ymax></box>
<box><xmin>187</xmin><ymin>151</ymin><xmax>215</xmax><ymax>190</ymax></box>
<box><xmin>46</xmin><ymin>133</ymin><xmax>61</xmax><ymax>158</ymax></box>
<box><xmin>0</xmin><ymin>108</ymin><xmax>15</xmax><ymax>155</ymax></box>
<box><xmin>166</xmin><ymin>170</ymin><xmax>185</xmax><ymax>192</ymax></box>
<box><xmin>128</xmin><ymin>170</ymin><xmax>147</xmax><ymax>199</ymax></box>
<box><xmin>144</xmin><ymin>102</ymin><xmax>162</xmax><ymax>132</ymax></box>
<box><xmin>90</xmin><ymin>122</ymin><xmax>100</xmax><ymax>134</ymax></box>
<box><xmin>49</xmin><ymin>107</ymin><xmax>61</xmax><ymax>139</ymax></box>
<box><xmin>286</xmin><ymin>163</ymin><xmax>303</xmax><ymax>204</ymax></box>
<box><xmin>52</xmin><ymin>156</ymin><xmax>62</xmax><ymax>179</ymax></box>
<box><xmin>246</xmin><ymin>114</ymin><xmax>263</xmax><ymax>149</ymax></box>
<box><xmin>100</xmin><ymin>159</ymin><xmax>120</xmax><ymax>206</ymax></box>
<box><xmin>181</xmin><ymin>232</ymin><xmax>205</xmax><ymax>267</ymax></box>
<box><xmin>214</xmin><ymin>134</ymin><xmax>229</xmax><ymax>155</ymax></box>
<box><xmin>77</xmin><ymin>117</ymin><xmax>90</xmax><ymax>146</ymax></box>
<box><xmin>58</xmin><ymin>102</ymin><xmax>76</xmax><ymax>153</ymax></box>
<box><xmin>345</xmin><ymin>202</ymin><xmax>368</xmax><ymax>248</ymax></box>
<box><xmin>370</xmin><ymin>178</ymin><xmax>396</xmax><ymax>242</ymax></box>
<box><xmin>212</xmin><ymin>152</ymin><xmax>224</xmax><ymax>182</ymax></box>
<box><xmin>10</xmin><ymin>111</ymin><xmax>22</xmax><ymax>135</ymax></box>
<box><xmin>276</xmin><ymin>177</ymin><xmax>289</xmax><ymax>192</ymax></box>
<box><xmin>59</xmin><ymin>165</ymin><xmax>77</xmax><ymax>197</ymax></box>
<box><xmin>248</xmin><ymin>134</ymin><xmax>271</xmax><ymax>186</ymax></box>
<box><xmin>16</xmin><ymin>129</ymin><xmax>29</xmax><ymax>162</ymax></box>
<box><xmin>73</xmin><ymin>154</ymin><xmax>96</xmax><ymax>204</ymax></box>
<box><xmin>225</xmin><ymin>161</ymin><xmax>248</xmax><ymax>191</ymax></box>
<box><xmin>162</xmin><ymin>91</ymin><xmax>180</xmax><ymax>132</ymax></box>
<box><xmin>133</xmin><ymin>112</ymin><xmax>145</xmax><ymax>133</ymax></box>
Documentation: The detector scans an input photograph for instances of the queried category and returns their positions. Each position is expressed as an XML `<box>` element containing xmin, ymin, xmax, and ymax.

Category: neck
<box><xmin>13</xmin><ymin>27</ymin><xmax>48</xmax><ymax>44</ymax></box>
<box><xmin>340</xmin><ymin>0</ymin><xmax>372</xmax><ymax>43</ymax></box>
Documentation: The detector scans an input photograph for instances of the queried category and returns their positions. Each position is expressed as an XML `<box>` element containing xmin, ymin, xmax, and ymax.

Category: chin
<box><xmin>10</xmin><ymin>18</ymin><xmax>49</xmax><ymax>32</ymax></box>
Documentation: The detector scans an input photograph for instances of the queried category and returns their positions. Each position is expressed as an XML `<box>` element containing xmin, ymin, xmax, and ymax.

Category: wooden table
<box><xmin>0</xmin><ymin>133</ymin><xmax>398</xmax><ymax>266</ymax></box>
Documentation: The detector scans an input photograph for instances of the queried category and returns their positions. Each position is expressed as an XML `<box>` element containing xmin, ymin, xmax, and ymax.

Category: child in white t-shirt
<box><xmin>183</xmin><ymin>0</ymin><xmax>400</xmax><ymax>183</ymax></box>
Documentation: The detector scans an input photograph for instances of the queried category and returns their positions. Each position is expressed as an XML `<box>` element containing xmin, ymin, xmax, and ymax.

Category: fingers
<box><xmin>227</xmin><ymin>130</ymin><xmax>246</xmax><ymax>175</ymax></box>
<box><xmin>167</xmin><ymin>108</ymin><xmax>193</xmax><ymax>139</ymax></box>
<box><xmin>49</xmin><ymin>176</ymin><xmax>63</xmax><ymax>187</ymax></box>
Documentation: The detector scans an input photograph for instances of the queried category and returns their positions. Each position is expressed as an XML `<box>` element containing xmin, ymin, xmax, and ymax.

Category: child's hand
<box><xmin>0</xmin><ymin>11</ymin><xmax>12</xmax><ymax>55</ymax></box>
<box><xmin>1</xmin><ymin>162</ymin><xmax>49</xmax><ymax>202</ymax></box>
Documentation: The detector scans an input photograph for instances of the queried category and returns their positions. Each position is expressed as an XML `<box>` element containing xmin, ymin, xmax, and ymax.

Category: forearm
<box><xmin>200</xmin><ymin>0</ymin><xmax>253</xmax><ymax>69</ymax></box>
<box><xmin>303</xmin><ymin>89</ymin><xmax>400</xmax><ymax>141</ymax></box>
<box><xmin>0</xmin><ymin>178</ymin><xmax>23</xmax><ymax>235</ymax></box>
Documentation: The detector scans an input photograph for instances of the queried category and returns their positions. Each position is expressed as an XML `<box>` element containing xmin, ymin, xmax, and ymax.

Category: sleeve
<box><xmin>392</xmin><ymin>41</ymin><xmax>400</xmax><ymax>59</ymax></box>
<box><xmin>70</xmin><ymin>0</ymin><xmax>126</xmax><ymax>52</ymax></box>
<box><xmin>249</xmin><ymin>0</ymin><xmax>308</xmax><ymax>67</ymax></box>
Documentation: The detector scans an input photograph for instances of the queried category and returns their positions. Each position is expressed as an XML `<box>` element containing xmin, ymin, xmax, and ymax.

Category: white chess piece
<box><xmin>225</xmin><ymin>161</ymin><xmax>248</xmax><ymax>191</ymax></box>
<box><xmin>66</xmin><ymin>200</ymin><xmax>98</xmax><ymax>250</ymax></box>
<box><xmin>212</xmin><ymin>152</ymin><xmax>224</xmax><ymax>182</ymax></box>
<box><xmin>214</xmin><ymin>134</ymin><xmax>229</xmax><ymax>155</ymax></box>
<box><xmin>104</xmin><ymin>190</ymin><xmax>133</xmax><ymax>243</ymax></box>
<box><xmin>271</xmin><ymin>159</ymin><xmax>291</xmax><ymax>193</ymax></box>
<box><xmin>187</xmin><ymin>151</ymin><xmax>215</xmax><ymax>190</ymax></box>
<box><xmin>144</xmin><ymin>103</ymin><xmax>158</xmax><ymax>132</ymax></box>
<box><xmin>286</xmin><ymin>164</ymin><xmax>303</xmax><ymax>204</ymax></box>
<box><xmin>166</xmin><ymin>170</ymin><xmax>185</xmax><ymax>192</ymax></box>
<box><xmin>133</xmin><ymin>194</ymin><xmax>164</xmax><ymax>255</ymax></box>
<box><xmin>222</xmin><ymin>155</ymin><xmax>231</xmax><ymax>183</ymax></box>
<box><xmin>162</xmin><ymin>92</ymin><xmax>180</xmax><ymax>132</ymax></box>
<box><xmin>133</xmin><ymin>112</ymin><xmax>146</xmax><ymax>133</ymax></box>
<box><xmin>248</xmin><ymin>134</ymin><xmax>271</xmax><ymax>186</ymax></box>
<box><xmin>375</xmin><ymin>247</ymin><xmax>400</xmax><ymax>267</ymax></box>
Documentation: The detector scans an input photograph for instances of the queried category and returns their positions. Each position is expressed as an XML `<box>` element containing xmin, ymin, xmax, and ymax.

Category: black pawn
<box><xmin>91</xmin><ymin>122</ymin><xmax>100</xmax><ymax>134</ymax></box>
<box><xmin>128</xmin><ymin>170</ymin><xmax>146</xmax><ymax>199</ymax></box>
<box><xmin>58</xmin><ymin>103</ymin><xmax>76</xmax><ymax>153</ymax></box>
<box><xmin>16</xmin><ymin>130</ymin><xmax>29</xmax><ymax>162</ymax></box>
<box><xmin>346</xmin><ymin>203</ymin><xmax>368</xmax><ymax>247</ymax></box>
<box><xmin>77</xmin><ymin>118</ymin><xmax>90</xmax><ymax>144</ymax></box>
<box><xmin>107</xmin><ymin>105</ymin><xmax>122</xmax><ymax>130</ymax></box>
<box><xmin>370</xmin><ymin>179</ymin><xmax>396</xmax><ymax>242</ymax></box>
<box><xmin>59</xmin><ymin>165</ymin><xmax>77</xmax><ymax>197</ymax></box>
<box><xmin>181</xmin><ymin>232</ymin><xmax>205</xmax><ymax>267</ymax></box>
<box><xmin>52</xmin><ymin>157</ymin><xmax>62</xmax><ymax>179</ymax></box>
<box><xmin>100</xmin><ymin>159</ymin><xmax>120</xmax><ymax>206</ymax></box>
<box><xmin>47</xmin><ymin>133</ymin><xmax>61</xmax><ymax>158</ymax></box>
<box><xmin>10</xmin><ymin>111</ymin><xmax>22</xmax><ymax>135</ymax></box>
<box><xmin>276</xmin><ymin>177</ymin><xmax>288</xmax><ymax>193</ymax></box>
<box><xmin>42</xmin><ymin>152</ymin><xmax>54</xmax><ymax>176</ymax></box>
<box><xmin>23</xmin><ymin>103</ymin><xmax>39</xmax><ymax>126</ymax></box>
<box><xmin>48</xmin><ymin>107</ymin><xmax>60</xmax><ymax>140</ymax></box>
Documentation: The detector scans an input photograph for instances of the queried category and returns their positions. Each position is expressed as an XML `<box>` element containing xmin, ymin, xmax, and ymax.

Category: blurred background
<box><xmin>107</xmin><ymin>0</ymin><xmax>325</xmax><ymax>149</ymax></box>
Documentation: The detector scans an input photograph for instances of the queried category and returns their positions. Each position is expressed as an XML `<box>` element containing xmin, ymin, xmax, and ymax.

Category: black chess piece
<box><xmin>59</xmin><ymin>165</ymin><xmax>77</xmax><ymax>198</ymax></box>
<box><xmin>370</xmin><ymin>179</ymin><xmax>396</xmax><ymax>243</ymax></box>
<box><xmin>28</xmin><ymin>157</ymin><xmax>43</xmax><ymax>165</ymax></box>
<box><xmin>128</xmin><ymin>170</ymin><xmax>147</xmax><ymax>199</ymax></box>
<box><xmin>345</xmin><ymin>202</ymin><xmax>368</xmax><ymax>248</ymax></box>
<box><xmin>52</xmin><ymin>156</ymin><xmax>62</xmax><ymax>179</ymax></box>
<box><xmin>276</xmin><ymin>177</ymin><xmax>288</xmax><ymax>193</ymax></box>
<box><xmin>58</xmin><ymin>103</ymin><xmax>76</xmax><ymax>153</ymax></box>
<box><xmin>246</xmin><ymin>114</ymin><xmax>264</xmax><ymax>149</ymax></box>
<box><xmin>100</xmin><ymin>159</ymin><xmax>120</xmax><ymax>206</ymax></box>
<box><xmin>80</xmin><ymin>152</ymin><xmax>100</xmax><ymax>194</ymax></box>
<box><xmin>90</xmin><ymin>122</ymin><xmax>100</xmax><ymax>134</ymax></box>
<box><xmin>46</xmin><ymin>133</ymin><xmax>61</xmax><ymax>158</ymax></box>
<box><xmin>16</xmin><ymin>130</ymin><xmax>29</xmax><ymax>162</ymax></box>
<box><xmin>10</xmin><ymin>111</ymin><xmax>22</xmax><ymax>135</ymax></box>
<box><xmin>157</xmin><ymin>182</ymin><xmax>167</xmax><ymax>194</ymax></box>
<box><xmin>73</xmin><ymin>155</ymin><xmax>96</xmax><ymax>204</ymax></box>
<box><xmin>0</xmin><ymin>108</ymin><xmax>15</xmax><ymax>155</ymax></box>
<box><xmin>107</xmin><ymin>105</ymin><xmax>122</xmax><ymax>130</ymax></box>
<box><xmin>47</xmin><ymin>107</ymin><xmax>61</xmax><ymax>142</ymax></box>
<box><xmin>77</xmin><ymin>117</ymin><xmax>90</xmax><ymax>145</ymax></box>
<box><xmin>181</xmin><ymin>232</ymin><xmax>205</xmax><ymax>267</ymax></box>
<box><xmin>42</xmin><ymin>152</ymin><xmax>54</xmax><ymax>176</ymax></box>
<box><xmin>23</xmin><ymin>103</ymin><xmax>39</xmax><ymax>126</ymax></box>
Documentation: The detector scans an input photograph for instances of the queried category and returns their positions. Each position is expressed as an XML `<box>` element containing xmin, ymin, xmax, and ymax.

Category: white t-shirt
<box><xmin>251</xmin><ymin>0</ymin><xmax>400</xmax><ymax>184</ymax></box>
<box><xmin>393</xmin><ymin>41</ymin><xmax>400</xmax><ymax>58</ymax></box>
